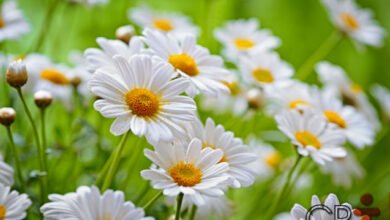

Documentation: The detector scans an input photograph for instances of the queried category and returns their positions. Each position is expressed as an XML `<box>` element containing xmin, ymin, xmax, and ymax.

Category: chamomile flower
<box><xmin>0</xmin><ymin>1</ymin><xmax>30</xmax><ymax>42</ymax></box>
<box><xmin>316</xmin><ymin>61</ymin><xmax>379</xmax><ymax>129</ymax></box>
<box><xmin>214</xmin><ymin>18</ymin><xmax>280</xmax><ymax>63</ymax></box>
<box><xmin>239</xmin><ymin>51</ymin><xmax>294</xmax><ymax>88</ymax></box>
<box><xmin>275</xmin><ymin>109</ymin><xmax>346</xmax><ymax>165</ymax></box>
<box><xmin>84</xmin><ymin>36</ymin><xmax>144</xmax><ymax>73</ymax></box>
<box><xmin>89</xmin><ymin>54</ymin><xmax>196</xmax><ymax>144</ymax></box>
<box><xmin>0</xmin><ymin>155</ymin><xmax>13</xmax><ymax>187</ymax></box>
<box><xmin>0</xmin><ymin>185</ymin><xmax>31</xmax><ymax>220</ymax></box>
<box><xmin>321</xmin><ymin>0</ymin><xmax>385</xmax><ymax>47</ymax></box>
<box><xmin>186</xmin><ymin>118</ymin><xmax>257</xmax><ymax>188</ymax></box>
<box><xmin>371</xmin><ymin>84</ymin><xmax>390</xmax><ymax>120</ymax></box>
<box><xmin>129</xmin><ymin>5</ymin><xmax>199</xmax><ymax>39</ymax></box>
<box><xmin>143</xmin><ymin>28</ymin><xmax>230</xmax><ymax>97</ymax></box>
<box><xmin>40</xmin><ymin>186</ymin><xmax>153</xmax><ymax>220</ymax></box>
<box><xmin>314</xmin><ymin>89</ymin><xmax>374</xmax><ymax>149</ymax></box>
<box><xmin>141</xmin><ymin>138</ymin><xmax>231</xmax><ymax>206</ymax></box>
<box><xmin>321</xmin><ymin>150</ymin><xmax>364</xmax><ymax>188</ymax></box>
<box><xmin>68</xmin><ymin>51</ymin><xmax>92</xmax><ymax>98</ymax></box>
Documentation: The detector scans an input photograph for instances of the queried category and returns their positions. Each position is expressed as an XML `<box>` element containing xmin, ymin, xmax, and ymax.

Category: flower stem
<box><xmin>101</xmin><ymin>131</ymin><xmax>131</xmax><ymax>191</ymax></box>
<box><xmin>142</xmin><ymin>191</ymin><xmax>162</xmax><ymax>210</ymax></box>
<box><xmin>189</xmin><ymin>204</ymin><xmax>198</xmax><ymax>220</ymax></box>
<box><xmin>175</xmin><ymin>193</ymin><xmax>184</xmax><ymax>220</ymax></box>
<box><xmin>295</xmin><ymin>31</ymin><xmax>343</xmax><ymax>80</ymax></box>
<box><xmin>40</xmin><ymin>108</ymin><xmax>48</xmax><ymax>174</ymax></box>
<box><xmin>5</xmin><ymin>126</ymin><xmax>26</xmax><ymax>192</ymax></box>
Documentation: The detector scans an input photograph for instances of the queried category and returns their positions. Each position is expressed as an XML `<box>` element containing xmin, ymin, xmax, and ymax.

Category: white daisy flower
<box><xmin>129</xmin><ymin>4</ymin><xmax>199</xmax><ymax>39</ymax></box>
<box><xmin>84</xmin><ymin>36</ymin><xmax>144</xmax><ymax>73</ymax></box>
<box><xmin>40</xmin><ymin>185</ymin><xmax>153</xmax><ymax>220</ymax></box>
<box><xmin>0</xmin><ymin>185</ymin><xmax>31</xmax><ymax>220</ymax></box>
<box><xmin>186</xmin><ymin>118</ymin><xmax>257</xmax><ymax>188</ymax></box>
<box><xmin>68</xmin><ymin>50</ymin><xmax>93</xmax><ymax>99</ymax></box>
<box><xmin>321</xmin><ymin>0</ymin><xmax>385</xmax><ymax>47</ymax></box>
<box><xmin>316</xmin><ymin>61</ymin><xmax>379</xmax><ymax>129</ymax></box>
<box><xmin>274</xmin><ymin>212</ymin><xmax>294</xmax><ymax>220</ymax></box>
<box><xmin>239</xmin><ymin>51</ymin><xmax>294</xmax><ymax>88</ymax></box>
<box><xmin>141</xmin><ymin>138</ymin><xmax>231</xmax><ymax>206</ymax></box>
<box><xmin>142</xmin><ymin>28</ymin><xmax>230</xmax><ymax>97</ymax></box>
<box><xmin>321</xmin><ymin>150</ymin><xmax>364</xmax><ymax>188</ymax></box>
<box><xmin>214</xmin><ymin>18</ymin><xmax>280</xmax><ymax>63</ymax></box>
<box><xmin>0</xmin><ymin>155</ymin><xmax>13</xmax><ymax>187</ymax></box>
<box><xmin>0</xmin><ymin>1</ymin><xmax>30</xmax><ymax>42</ymax></box>
<box><xmin>371</xmin><ymin>84</ymin><xmax>390</xmax><ymax>120</ymax></box>
<box><xmin>275</xmin><ymin>109</ymin><xmax>347</xmax><ymax>165</ymax></box>
<box><xmin>89</xmin><ymin>54</ymin><xmax>196</xmax><ymax>144</ymax></box>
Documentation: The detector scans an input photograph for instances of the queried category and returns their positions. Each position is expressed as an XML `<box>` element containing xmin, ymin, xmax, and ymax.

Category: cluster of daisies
<box><xmin>0</xmin><ymin>0</ymin><xmax>389</xmax><ymax>219</ymax></box>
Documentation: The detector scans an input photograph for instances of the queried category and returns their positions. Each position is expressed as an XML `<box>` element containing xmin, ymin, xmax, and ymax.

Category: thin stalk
<box><xmin>175</xmin><ymin>193</ymin><xmax>184</xmax><ymax>220</ymax></box>
<box><xmin>5</xmin><ymin>126</ymin><xmax>26</xmax><ymax>192</ymax></box>
<box><xmin>40</xmin><ymin>108</ymin><xmax>48</xmax><ymax>173</ymax></box>
<box><xmin>101</xmin><ymin>131</ymin><xmax>131</xmax><ymax>191</ymax></box>
<box><xmin>296</xmin><ymin>31</ymin><xmax>343</xmax><ymax>80</ymax></box>
<box><xmin>142</xmin><ymin>191</ymin><xmax>162</xmax><ymax>210</ymax></box>
<box><xmin>95</xmin><ymin>150</ymin><xmax>115</xmax><ymax>187</ymax></box>
<box><xmin>188</xmin><ymin>205</ymin><xmax>198</xmax><ymax>220</ymax></box>
<box><xmin>134</xmin><ymin>182</ymin><xmax>151</xmax><ymax>204</ymax></box>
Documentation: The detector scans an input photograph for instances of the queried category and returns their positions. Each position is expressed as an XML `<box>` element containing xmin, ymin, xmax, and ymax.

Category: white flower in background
<box><xmin>68</xmin><ymin>51</ymin><xmax>92</xmax><ymax>98</ymax></box>
<box><xmin>0</xmin><ymin>185</ymin><xmax>31</xmax><ymax>220</ymax></box>
<box><xmin>321</xmin><ymin>0</ymin><xmax>385</xmax><ymax>47</ymax></box>
<box><xmin>141</xmin><ymin>138</ymin><xmax>231</xmax><ymax>206</ymax></box>
<box><xmin>316</xmin><ymin>61</ymin><xmax>380</xmax><ymax>129</ymax></box>
<box><xmin>84</xmin><ymin>36</ymin><xmax>144</xmax><ymax>73</ymax></box>
<box><xmin>66</xmin><ymin>0</ymin><xmax>109</xmax><ymax>6</ymax></box>
<box><xmin>0</xmin><ymin>1</ymin><xmax>30</xmax><ymax>42</ymax></box>
<box><xmin>40</xmin><ymin>185</ymin><xmax>153</xmax><ymax>220</ymax></box>
<box><xmin>371</xmin><ymin>84</ymin><xmax>390</xmax><ymax>120</ymax></box>
<box><xmin>214</xmin><ymin>18</ymin><xmax>280</xmax><ymax>63</ymax></box>
<box><xmin>143</xmin><ymin>28</ymin><xmax>230</xmax><ymax>97</ymax></box>
<box><xmin>186</xmin><ymin>118</ymin><xmax>257</xmax><ymax>188</ymax></box>
<box><xmin>274</xmin><ymin>212</ymin><xmax>294</xmax><ymax>220</ymax></box>
<box><xmin>275</xmin><ymin>109</ymin><xmax>346</xmax><ymax>165</ymax></box>
<box><xmin>0</xmin><ymin>155</ymin><xmax>13</xmax><ymax>187</ymax></box>
<box><xmin>314</xmin><ymin>89</ymin><xmax>374</xmax><ymax>149</ymax></box>
<box><xmin>89</xmin><ymin>54</ymin><xmax>196</xmax><ymax>143</ymax></box>
<box><xmin>129</xmin><ymin>4</ymin><xmax>199</xmax><ymax>39</ymax></box>
<box><xmin>239</xmin><ymin>51</ymin><xmax>294</xmax><ymax>89</ymax></box>
<box><xmin>321</xmin><ymin>150</ymin><xmax>364</xmax><ymax>188</ymax></box>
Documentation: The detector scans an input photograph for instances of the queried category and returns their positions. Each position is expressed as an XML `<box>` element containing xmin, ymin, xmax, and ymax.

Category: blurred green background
<box><xmin>1</xmin><ymin>0</ymin><xmax>390</xmax><ymax>219</ymax></box>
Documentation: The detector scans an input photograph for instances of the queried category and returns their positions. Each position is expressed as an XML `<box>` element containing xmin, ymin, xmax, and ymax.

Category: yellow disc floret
<box><xmin>125</xmin><ymin>88</ymin><xmax>159</xmax><ymax>117</ymax></box>
<box><xmin>324</xmin><ymin>111</ymin><xmax>347</xmax><ymax>129</ymax></box>
<box><xmin>265</xmin><ymin>152</ymin><xmax>282</xmax><ymax>169</ymax></box>
<box><xmin>169</xmin><ymin>53</ymin><xmax>199</xmax><ymax>76</ymax></box>
<box><xmin>252</xmin><ymin>67</ymin><xmax>274</xmax><ymax>83</ymax></box>
<box><xmin>234</xmin><ymin>37</ymin><xmax>255</xmax><ymax>50</ymax></box>
<box><xmin>340</xmin><ymin>13</ymin><xmax>360</xmax><ymax>31</ymax></box>
<box><xmin>0</xmin><ymin>205</ymin><xmax>6</xmax><ymax>219</ymax></box>
<box><xmin>288</xmin><ymin>99</ymin><xmax>311</xmax><ymax>109</ymax></box>
<box><xmin>40</xmin><ymin>69</ymin><xmax>70</xmax><ymax>85</ymax></box>
<box><xmin>295</xmin><ymin>131</ymin><xmax>321</xmax><ymax>149</ymax></box>
<box><xmin>153</xmin><ymin>18</ymin><xmax>174</xmax><ymax>32</ymax></box>
<box><xmin>169</xmin><ymin>161</ymin><xmax>202</xmax><ymax>187</ymax></box>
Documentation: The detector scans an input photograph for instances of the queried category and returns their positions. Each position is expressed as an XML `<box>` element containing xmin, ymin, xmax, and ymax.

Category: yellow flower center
<box><xmin>350</xmin><ymin>83</ymin><xmax>362</xmax><ymax>95</ymax></box>
<box><xmin>0</xmin><ymin>205</ymin><xmax>6</xmax><ymax>219</ymax></box>
<box><xmin>295</xmin><ymin>131</ymin><xmax>321</xmax><ymax>149</ymax></box>
<box><xmin>324</xmin><ymin>111</ymin><xmax>347</xmax><ymax>129</ymax></box>
<box><xmin>234</xmin><ymin>37</ymin><xmax>255</xmax><ymax>50</ymax></box>
<box><xmin>0</xmin><ymin>17</ymin><xmax>5</xmax><ymax>29</ymax></box>
<box><xmin>40</xmin><ymin>69</ymin><xmax>70</xmax><ymax>85</ymax></box>
<box><xmin>125</xmin><ymin>88</ymin><xmax>159</xmax><ymax>117</ymax></box>
<box><xmin>169</xmin><ymin>53</ymin><xmax>199</xmax><ymax>76</ymax></box>
<box><xmin>252</xmin><ymin>67</ymin><xmax>274</xmax><ymax>83</ymax></box>
<box><xmin>153</xmin><ymin>18</ymin><xmax>174</xmax><ymax>32</ymax></box>
<box><xmin>222</xmin><ymin>81</ymin><xmax>240</xmax><ymax>95</ymax></box>
<box><xmin>288</xmin><ymin>99</ymin><xmax>311</xmax><ymax>109</ymax></box>
<box><xmin>264</xmin><ymin>151</ymin><xmax>282</xmax><ymax>169</ymax></box>
<box><xmin>169</xmin><ymin>161</ymin><xmax>202</xmax><ymax>187</ymax></box>
<box><xmin>340</xmin><ymin>13</ymin><xmax>360</xmax><ymax>30</ymax></box>
<box><xmin>202</xmin><ymin>143</ymin><xmax>227</xmax><ymax>163</ymax></box>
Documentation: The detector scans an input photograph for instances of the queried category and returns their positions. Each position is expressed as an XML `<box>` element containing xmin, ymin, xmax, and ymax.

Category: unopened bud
<box><xmin>34</xmin><ymin>90</ymin><xmax>53</xmax><ymax>108</ymax></box>
<box><xmin>70</xmin><ymin>76</ymin><xmax>82</xmax><ymax>87</ymax></box>
<box><xmin>246</xmin><ymin>88</ymin><xmax>264</xmax><ymax>109</ymax></box>
<box><xmin>115</xmin><ymin>25</ymin><xmax>135</xmax><ymax>44</ymax></box>
<box><xmin>6</xmin><ymin>59</ymin><xmax>28</xmax><ymax>88</ymax></box>
<box><xmin>0</xmin><ymin>107</ymin><xmax>16</xmax><ymax>126</ymax></box>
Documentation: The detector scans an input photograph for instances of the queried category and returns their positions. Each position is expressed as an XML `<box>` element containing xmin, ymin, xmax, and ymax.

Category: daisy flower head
<box><xmin>321</xmin><ymin>0</ymin><xmax>385</xmax><ymax>47</ymax></box>
<box><xmin>214</xmin><ymin>18</ymin><xmax>280</xmax><ymax>63</ymax></box>
<box><xmin>89</xmin><ymin>54</ymin><xmax>196</xmax><ymax>144</ymax></box>
<box><xmin>371</xmin><ymin>84</ymin><xmax>390</xmax><ymax>120</ymax></box>
<box><xmin>275</xmin><ymin>109</ymin><xmax>347</xmax><ymax>165</ymax></box>
<box><xmin>141</xmin><ymin>138</ymin><xmax>231</xmax><ymax>206</ymax></box>
<box><xmin>186</xmin><ymin>118</ymin><xmax>257</xmax><ymax>188</ymax></box>
<box><xmin>0</xmin><ymin>1</ymin><xmax>30</xmax><ymax>42</ymax></box>
<box><xmin>0</xmin><ymin>185</ymin><xmax>31</xmax><ymax>220</ymax></box>
<box><xmin>239</xmin><ymin>51</ymin><xmax>294</xmax><ymax>89</ymax></box>
<box><xmin>142</xmin><ymin>28</ymin><xmax>230</xmax><ymax>97</ymax></box>
<box><xmin>40</xmin><ymin>185</ymin><xmax>153</xmax><ymax>220</ymax></box>
<box><xmin>129</xmin><ymin>4</ymin><xmax>199</xmax><ymax>40</ymax></box>
<box><xmin>0</xmin><ymin>155</ymin><xmax>13</xmax><ymax>187</ymax></box>
<box><xmin>84</xmin><ymin>36</ymin><xmax>144</xmax><ymax>73</ymax></box>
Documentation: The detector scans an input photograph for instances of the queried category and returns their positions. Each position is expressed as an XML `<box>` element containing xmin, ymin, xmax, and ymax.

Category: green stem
<box><xmin>175</xmin><ymin>193</ymin><xmax>184</xmax><ymax>220</ymax></box>
<box><xmin>296</xmin><ymin>31</ymin><xmax>343</xmax><ymax>80</ymax></box>
<box><xmin>5</xmin><ymin>126</ymin><xmax>26</xmax><ymax>192</ymax></box>
<box><xmin>95</xmin><ymin>150</ymin><xmax>115</xmax><ymax>187</ymax></box>
<box><xmin>101</xmin><ymin>131</ymin><xmax>131</xmax><ymax>191</ymax></box>
<box><xmin>142</xmin><ymin>191</ymin><xmax>162</xmax><ymax>210</ymax></box>
<box><xmin>188</xmin><ymin>204</ymin><xmax>198</xmax><ymax>220</ymax></box>
<box><xmin>40</xmin><ymin>108</ymin><xmax>48</xmax><ymax>173</ymax></box>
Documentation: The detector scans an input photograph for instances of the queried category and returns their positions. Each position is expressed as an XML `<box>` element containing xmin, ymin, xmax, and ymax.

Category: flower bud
<box><xmin>246</xmin><ymin>88</ymin><xmax>264</xmax><ymax>109</ymax></box>
<box><xmin>34</xmin><ymin>90</ymin><xmax>53</xmax><ymax>108</ymax></box>
<box><xmin>70</xmin><ymin>76</ymin><xmax>82</xmax><ymax>87</ymax></box>
<box><xmin>0</xmin><ymin>107</ymin><xmax>16</xmax><ymax>126</ymax></box>
<box><xmin>115</xmin><ymin>25</ymin><xmax>135</xmax><ymax>44</ymax></box>
<box><xmin>6</xmin><ymin>59</ymin><xmax>28</xmax><ymax>88</ymax></box>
